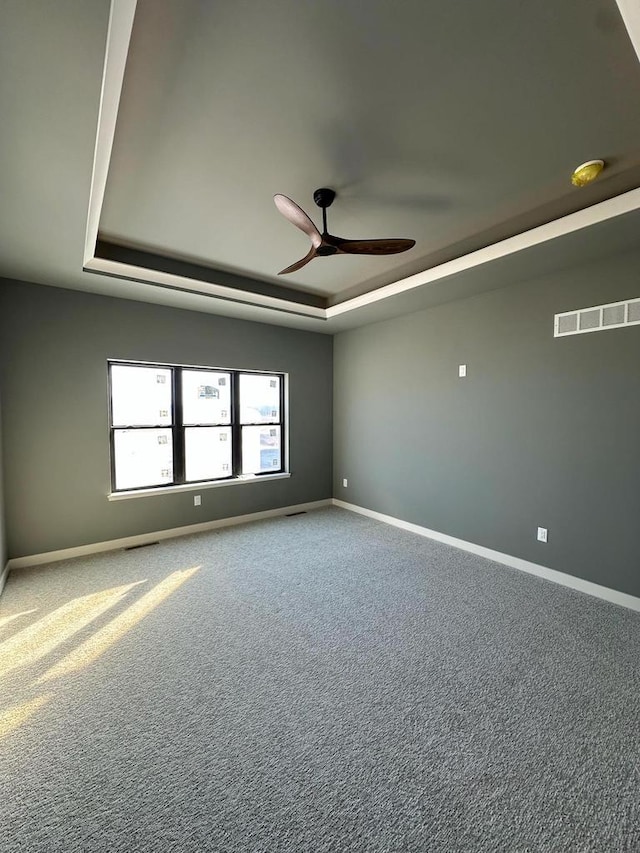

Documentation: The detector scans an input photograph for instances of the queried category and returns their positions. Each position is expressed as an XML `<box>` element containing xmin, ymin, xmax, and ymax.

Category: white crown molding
<box><xmin>616</xmin><ymin>0</ymin><xmax>640</xmax><ymax>65</ymax></box>
<box><xmin>86</xmin><ymin>189</ymin><xmax>640</xmax><ymax>324</ymax></box>
<box><xmin>84</xmin><ymin>256</ymin><xmax>327</xmax><ymax>320</ymax></box>
<box><xmin>6</xmin><ymin>499</ymin><xmax>331</xmax><ymax>571</ymax></box>
<box><xmin>333</xmin><ymin>499</ymin><xmax>640</xmax><ymax>613</ymax></box>
<box><xmin>325</xmin><ymin>188</ymin><xmax>640</xmax><ymax>317</ymax></box>
<box><xmin>84</xmin><ymin>0</ymin><xmax>138</xmax><ymax>266</ymax></box>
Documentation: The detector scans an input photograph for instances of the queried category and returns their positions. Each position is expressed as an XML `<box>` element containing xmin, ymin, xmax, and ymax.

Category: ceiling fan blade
<box><xmin>277</xmin><ymin>246</ymin><xmax>318</xmax><ymax>275</ymax></box>
<box><xmin>335</xmin><ymin>237</ymin><xmax>416</xmax><ymax>255</ymax></box>
<box><xmin>274</xmin><ymin>194</ymin><xmax>322</xmax><ymax>248</ymax></box>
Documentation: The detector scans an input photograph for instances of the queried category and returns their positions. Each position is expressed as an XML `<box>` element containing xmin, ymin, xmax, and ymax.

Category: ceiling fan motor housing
<box><xmin>313</xmin><ymin>187</ymin><xmax>336</xmax><ymax>209</ymax></box>
<box><xmin>316</xmin><ymin>244</ymin><xmax>338</xmax><ymax>255</ymax></box>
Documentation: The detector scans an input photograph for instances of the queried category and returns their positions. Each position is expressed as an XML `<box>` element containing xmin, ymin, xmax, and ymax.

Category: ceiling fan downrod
<box><xmin>313</xmin><ymin>187</ymin><xmax>337</xmax><ymax>254</ymax></box>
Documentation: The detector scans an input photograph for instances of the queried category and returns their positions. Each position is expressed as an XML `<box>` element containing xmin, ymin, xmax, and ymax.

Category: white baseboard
<box><xmin>7</xmin><ymin>499</ymin><xmax>332</xmax><ymax>571</ymax></box>
<box><xmin>0</xmin><ymin>563</ymin><xmax>9</xmax><ymax>597</ymax></box>
<box><xmin>333</xmin><ymin>499</ymin><xmax>640</xmax><ymax>614</ymax></box>
<box><xmin>8</xmin><ymin>497</ymin><xmax>639</xmax><ymax>614</ymax></box>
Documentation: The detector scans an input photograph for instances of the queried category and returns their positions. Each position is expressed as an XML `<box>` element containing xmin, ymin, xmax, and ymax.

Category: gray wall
<box><xmin>334</xmin><ymin>248</ymin><xmax>640</xmax><ymax>599</ymax></box>
<box><xmin>0</xmin><ymin>280</ymin><xmax>332</xmax><ymax>557</ymax></box>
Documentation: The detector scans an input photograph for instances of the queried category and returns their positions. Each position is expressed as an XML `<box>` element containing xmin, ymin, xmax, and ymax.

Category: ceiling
<box><xmin>1</xmin><ymin>0</ymin><xmax>640</xmax><ymax>333</ymax></box>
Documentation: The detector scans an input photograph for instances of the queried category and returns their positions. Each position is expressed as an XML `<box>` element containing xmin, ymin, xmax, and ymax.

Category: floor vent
<box><xmin>285</xmin><ymin>511</ymin><xmax>307</xmax><ymax>517</ymax></box>
<box><xmin>555</xmin><ymin>297</ymin><xmax>640</xmax><ymax>337</ymax></box>
<box><xmin>124</xmin><ymin>541</ymin><xmax>160</xmax><ymax>551</ymax></box>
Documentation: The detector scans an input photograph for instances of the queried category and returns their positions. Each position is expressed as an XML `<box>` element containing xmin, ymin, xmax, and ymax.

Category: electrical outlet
<box><xmin>537</xmin><ymin>526</ymin><xmax>548</xmax><ymax>543</ymax></box>
<box><xmin>194</xmin><ymin>495</ymin><xmax>201</xmax><ymax>507</ymax></box>
<box><xmin>342</xmin><ymin>478</ymin><xmax>348</xmax><ymax>488</ymax></box>
<box><xmin>458</xmin><ymin>364</ymin><xmax>467</xmax><ymax>378</ymax></box>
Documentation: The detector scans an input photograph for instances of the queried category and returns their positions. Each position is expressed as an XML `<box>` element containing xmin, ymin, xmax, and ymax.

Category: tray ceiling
<box><xmin>1</xmin><ymin>0</ymin><xmax>640</xmax><ymax>331</ymax></box>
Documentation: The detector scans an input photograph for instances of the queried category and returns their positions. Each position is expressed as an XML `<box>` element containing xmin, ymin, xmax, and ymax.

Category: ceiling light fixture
<box><xmin>571</xmin><ymin>159</ymin><xmax>605</xmax><ymax>187</ymax></box>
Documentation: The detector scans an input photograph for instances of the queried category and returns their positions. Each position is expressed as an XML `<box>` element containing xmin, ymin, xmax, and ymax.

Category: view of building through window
<box><xmin>109</xmin><ymin>362</ymin><xmax>285</xmax><ymax>491</ymax></box>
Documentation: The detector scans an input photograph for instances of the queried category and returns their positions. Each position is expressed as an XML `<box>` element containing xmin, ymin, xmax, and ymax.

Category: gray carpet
<box><xmin>0</xmin><ymin>507</ymin><xmax>638</xmax><ymax>852</ymax></box>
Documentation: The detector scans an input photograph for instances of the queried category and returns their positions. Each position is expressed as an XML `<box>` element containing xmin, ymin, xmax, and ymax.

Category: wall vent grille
<box><xmin>555</xmin><ymin>297</ymin><xmax>640</xmax><ymax>337</ymax></box>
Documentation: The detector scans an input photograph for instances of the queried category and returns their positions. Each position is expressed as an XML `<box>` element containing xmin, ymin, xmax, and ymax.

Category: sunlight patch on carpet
<box><xmin>0</xmin><ymin>694</ymin><xmax>52</xmax><ymax>740</ymax></box>
<box><xmin>0</xmin><ymin>582</ymin><xmax>145</xmax><ymax>680</ymax></box>
<box><xmin>37</xmin><ymin>567</ymin><xmax>201</xmax><ymax>683</ymax></box>
<box><xmin>0</xmin><ymin>608</ymin><xmax>39</xmax><ymax>632</ymax></box>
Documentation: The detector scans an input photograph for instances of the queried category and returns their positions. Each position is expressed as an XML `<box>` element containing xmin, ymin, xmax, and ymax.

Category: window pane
<box><xmin>239</xmin><ymin>374</ymin><xmax>280</xmax><ymax>424</ymax></box>
<box><xmin>113</xmin><ymin>429</ymin><xmax>173</xmax><ymax>490</ymax></box>
<box><xmin>182</xmin><ymin>370</ymin><xmax>231</xmax><ymax>425</ymax></box>
<box><xmin>184</xmin><ymin>427</ymin><xmax>232</xmax><ymax>481</ymax></box>
<box><xmin>111</xmin><ymin>365</ymin><xmax>172</xmax><ymax>427</ymax></box>
<box><xmin>241</xmin><ymin>425</ymin><xmax>281</xmax><ymax>474</ymax></box>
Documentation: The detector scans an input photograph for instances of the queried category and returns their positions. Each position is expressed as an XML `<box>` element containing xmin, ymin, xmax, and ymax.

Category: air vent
<box><xmin>555</xmin><ymin>297</ymin><xmax>640</xmax><ymax>337</ymax></box>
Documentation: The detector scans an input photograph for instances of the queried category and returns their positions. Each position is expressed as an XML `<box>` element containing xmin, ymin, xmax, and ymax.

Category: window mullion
<box><xmin>231</xmin><ymin>371</ymin><xmax>241</xmax><ymax>476</ymax></box>
<box><xmin>279</xmin><ymin>374</ymin><xmax>285</xmax><ymax>473</ymax></box>
<box><xmin>108</xmin><ymin>362</ymin><xmax>117</xmax><ymax>491</ymax></box>
<box><xmin>173</xmin><ymin>367</ymin><xmax>184</xmax><ymax>485</ymax></box>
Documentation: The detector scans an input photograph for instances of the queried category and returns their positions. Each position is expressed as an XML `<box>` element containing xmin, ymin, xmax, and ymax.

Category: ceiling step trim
<box><xmin>616</xmin><ymin>0</ymin><xmax>640</xmax><ymax>66</ymax></box>
<box><xmin>84</xmin><ymin>0</ymin><xmax>138</xmax><ymax>267</ymax></box>
<box><xmin>86</xmin><ymin>188</ymin><xmax>640</xmax><ymax>323</ymax></box>
<box><xmin>84</xmin><ymin>257</ymin><xmax>327</xmax><ymax>320</ymax></box>
<box><xmin>325</xmin><ymin>188</ymin><xmax>640</xmax><ymax>318</ymax></box>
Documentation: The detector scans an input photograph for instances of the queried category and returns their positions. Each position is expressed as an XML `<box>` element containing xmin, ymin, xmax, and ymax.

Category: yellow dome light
<box><xmin>571</xmin><ymin>159</ymin><xmax>605</xmax><ymax>187</ymax></box>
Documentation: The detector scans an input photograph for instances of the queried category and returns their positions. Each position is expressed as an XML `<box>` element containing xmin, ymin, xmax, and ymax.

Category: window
<box><xmin>108</xmin><ymin>361</ymin><xmax>286</xmax><ymax>493</ymax></box>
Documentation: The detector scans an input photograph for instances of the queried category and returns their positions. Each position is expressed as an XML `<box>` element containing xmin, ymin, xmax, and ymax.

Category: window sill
<box><xmin>108</xmin><ymin>472</ymin><xmax>291</xmax><ymax>501</ymax></box>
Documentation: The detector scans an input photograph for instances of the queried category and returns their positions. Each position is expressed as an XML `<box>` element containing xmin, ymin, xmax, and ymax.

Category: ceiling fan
<box><xmin>273</xmin><ymin>187</ymin><xmax>415</xmax><ymax>275</ymax></box>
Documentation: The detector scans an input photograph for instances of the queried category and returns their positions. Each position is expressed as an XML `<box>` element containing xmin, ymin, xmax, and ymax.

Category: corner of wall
<box><xmin>0</xmin><ymin>377</ymin><xmax>9</xmax><ymax>596</ymax></box>
<box><xmin>0</xmin><ymin>564</ymin><xmax>9</xmax><ymax>598</ymax></box>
